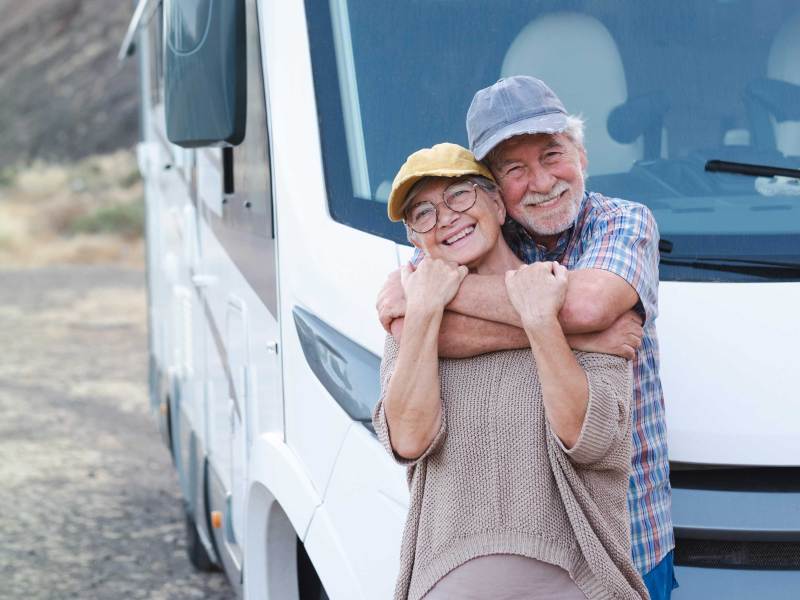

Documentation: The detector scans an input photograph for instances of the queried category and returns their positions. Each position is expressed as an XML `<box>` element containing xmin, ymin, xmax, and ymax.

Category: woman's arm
<box><xmin>525</xmin><ymin>318</ymin><xmax>589</xmax><ymax>448</ymax></box>
<box><xmin>380</xmin><ymin>259</ymin><xmax>467</xmax><ymax>460</ymax></box>
<box><xmin>505</xmin><ymin>262</ymin><xmax>588</xmax><ymax>448</ymax></box>
<box><xmin>566</xmin><ymin>352</ymin><xmax>632</xmax><ymax>468</ymax></box>
<box><xmin>506</xmin><ymin>262</ymin><xmax>634</xmax><ymax>462</ymax></box>
<box><xmin>383</xmin><ymin>303</ymin><xmax>444</xmax><ymax>459</ymax></box>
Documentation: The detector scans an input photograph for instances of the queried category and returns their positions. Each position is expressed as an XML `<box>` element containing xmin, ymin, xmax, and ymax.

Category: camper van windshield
<box><xmin>306</xmin><ymin>0</ymin><xmax>800</xmax><ymax>282</ymax></box>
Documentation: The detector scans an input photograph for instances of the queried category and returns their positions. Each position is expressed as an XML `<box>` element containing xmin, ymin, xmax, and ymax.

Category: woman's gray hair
<box><xmin>471</xmin><ymin>175</ymin><xmax>499</xmax><ymax>195</ymax></box>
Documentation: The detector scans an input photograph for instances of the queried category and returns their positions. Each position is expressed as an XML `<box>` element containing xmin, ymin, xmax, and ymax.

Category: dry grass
<box><xmin>0</xmin><ymin>149</ymin><xmax>144</xmax><ymax>267</ymax></box>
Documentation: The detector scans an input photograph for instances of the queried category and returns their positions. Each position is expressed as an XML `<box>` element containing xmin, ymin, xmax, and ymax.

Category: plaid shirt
<box><xmin>503</xmin><ymin>191</ymin><xmax>674</xmax><ymax>574</ymax></box>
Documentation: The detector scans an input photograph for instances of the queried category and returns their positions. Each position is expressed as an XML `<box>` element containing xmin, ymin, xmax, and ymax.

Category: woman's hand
<box><xmin>505</xmin><ymin>262</ymin><xmax>568</xmax><ymax>329</ymax></box>
<box><xmin>382</xmin><ymin>259</ymin><xmax>465</xmax><ymax>459</ymax></box>
<box><xmin>401</xmin><ymin>258</ymin><xmax>468</xmax><ymax>314</ymax></box>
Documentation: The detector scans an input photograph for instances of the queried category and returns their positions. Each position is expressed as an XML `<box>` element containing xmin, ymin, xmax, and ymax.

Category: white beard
<box><xmin>518</xmin><ymin>178</ymin><xmax>584</xmax><ymax>237</ymax></box>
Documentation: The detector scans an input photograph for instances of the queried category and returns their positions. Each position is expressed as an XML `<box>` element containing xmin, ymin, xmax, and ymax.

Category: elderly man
<box><xmin>377</xmin><ymin>76</ymin><xmax>675</xmax><ymax>600</ymax></box>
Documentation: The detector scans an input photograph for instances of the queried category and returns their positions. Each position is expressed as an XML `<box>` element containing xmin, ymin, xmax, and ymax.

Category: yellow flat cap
<box><xmin>387</xmin><ymin>143</ymin><xmax>494</xmax><ymax>222</ymax></box>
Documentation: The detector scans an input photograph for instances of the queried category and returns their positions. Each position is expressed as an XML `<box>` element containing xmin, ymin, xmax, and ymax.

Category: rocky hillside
<box><xmin>0</xmin><ymin>0</ymin><xmax>139</xmax><ymax>166</ymax></box>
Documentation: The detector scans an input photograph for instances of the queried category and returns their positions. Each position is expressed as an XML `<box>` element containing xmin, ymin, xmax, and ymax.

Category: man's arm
<box><xmin>381</xmin><ymin>268</ymin><xmax>638</xmax><ymax>337</ymax></box>
<box><xmin>377</xmin><ymin>202</ymin><xmax>655</xmax><ymax>357</ymax></box>
<box><xmin>447</xmin><ymin>269</ymin><xmax>638</xmax><ymax>334</ymax></box>
<box><xmin>391</xmin><ymin>312</ymin><xmax>530</xmax><ymax>358</ymax></box>
<box><xmin>391</xmin><ymin>307</ymin><xmax>643</xmax><ymax>360</ymax></box>
<box><xmin>444</xmin><ymin>202</ymin><xmax>659</xmax><ymax>337</ymax></box>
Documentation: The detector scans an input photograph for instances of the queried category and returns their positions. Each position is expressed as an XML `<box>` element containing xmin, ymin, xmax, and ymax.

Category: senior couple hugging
<box><xmin>372</xmin><ymin>77</ymin><xmax>676</xmax><ymax>600</ymax></box>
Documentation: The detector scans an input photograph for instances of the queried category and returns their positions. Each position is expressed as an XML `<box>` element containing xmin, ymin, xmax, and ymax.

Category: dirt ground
<box><xmin>0</xmin><ymin>265</ymin><xmax>235</xmax><ymax>599</ymax></box>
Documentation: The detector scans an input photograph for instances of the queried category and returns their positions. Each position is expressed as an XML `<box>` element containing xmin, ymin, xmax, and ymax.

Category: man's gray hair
<box><xmin>563</xmin><ymin>114</ymin><xmax>585</xmax><ymax>147</ymax></box>
<box><xmin>483</xmin><ymin>113</ymin><xmax>586</xmax><ymax>169</ymax></box>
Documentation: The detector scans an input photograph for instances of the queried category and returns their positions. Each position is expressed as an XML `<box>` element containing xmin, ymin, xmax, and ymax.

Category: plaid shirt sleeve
<box><xmin>573</xmin><ymin>202</ymin><xmax>660</xmax><ymax>323</ymax></box>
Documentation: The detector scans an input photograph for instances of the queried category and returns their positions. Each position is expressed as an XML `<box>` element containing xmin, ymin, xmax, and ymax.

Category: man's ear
<box><xmin>578</xmin><ymin>145</ymin><xmax>588</xmax><ymax>172</ymax></box>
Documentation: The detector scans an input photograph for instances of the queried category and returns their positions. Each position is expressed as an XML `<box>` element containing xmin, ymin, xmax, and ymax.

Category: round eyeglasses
<box><xmin>403</xmin><ymin>182</ymin><xmax>478</xmax><ymax>234</ymax></box>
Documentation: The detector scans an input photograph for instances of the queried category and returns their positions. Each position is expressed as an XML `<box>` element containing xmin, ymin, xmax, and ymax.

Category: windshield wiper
<box><xmin>705</xmin><ymin>160</ymin><xmax>800</xmax><ymax>180</ymax></box>
<box><xmin>660</xmin><ymin>255</ymin><xmax>800</xmax><ymax>278</ymax></box>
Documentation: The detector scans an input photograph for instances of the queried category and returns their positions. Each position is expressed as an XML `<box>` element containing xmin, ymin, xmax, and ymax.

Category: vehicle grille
<box><xmin>675</xmin><ymin>539</ymin><xmax>800</xmax><ymax>570</ymax></box>
<box><xmin>670</xmin><ymin>465</ymin><xmax>800</xmax><ymax>493</ymax></box>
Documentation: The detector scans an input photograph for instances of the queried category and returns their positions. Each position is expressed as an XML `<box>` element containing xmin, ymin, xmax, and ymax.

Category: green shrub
<box><xmin>69</xmin><ymin>200</ymin><xmax>144</xmax><ymax>239</ymax></box>
<box><xmin>0</xmin><ymin>167</ymin><xmax>17</xmax><ymax>187</ymax></box>
<box><xmin>119</xmin><ymin>169</ymin><xmax>141</xmax><ymax>189</ymax></box>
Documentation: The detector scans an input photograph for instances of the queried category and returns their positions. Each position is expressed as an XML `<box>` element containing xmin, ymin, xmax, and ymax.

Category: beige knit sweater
<box><xmin>374</xmin><ymin>336</ymin><xmax>649</xmax><ymax>600</ymax></box>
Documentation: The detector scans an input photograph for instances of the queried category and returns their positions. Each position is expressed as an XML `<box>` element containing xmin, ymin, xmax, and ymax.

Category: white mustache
<box><xmin>521</xmin><ymin>180</ymin><xmax>570</xmax><ymax>206</ymax></box>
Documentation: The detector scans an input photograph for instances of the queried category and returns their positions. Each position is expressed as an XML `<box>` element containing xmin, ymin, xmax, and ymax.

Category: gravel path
<box><xmin>0</xmin><ymin>266</ymin><xmax>235</xmax><ymax>600</ymax></box>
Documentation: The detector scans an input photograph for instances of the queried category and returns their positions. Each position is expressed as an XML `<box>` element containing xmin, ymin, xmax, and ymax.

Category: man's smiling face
<box><xmin>490</xmin><ymin>133</ymin><xmax>588</xmax><ymax>243</ymax></box>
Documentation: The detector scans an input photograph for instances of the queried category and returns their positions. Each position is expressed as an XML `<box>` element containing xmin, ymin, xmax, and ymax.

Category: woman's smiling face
<box><xmin>406</xmin><ymin>177</ymin><xmax>507</xmax><ymax>270</ymax></box>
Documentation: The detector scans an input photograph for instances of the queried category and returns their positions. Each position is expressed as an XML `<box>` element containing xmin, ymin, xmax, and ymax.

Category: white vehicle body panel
<box><xmin>261</xmin><ymin>1</ymin><xmax>396</xmax><ymax>505</ymax></box>
<box><xmin>660</xmin><ymin>282</ymin><xmax>800</xmax><ymax>465</ymax></box>
<box><xmin>320</xmin><ymin>424</ymin><xmax>409</xmax><ymax>600</ymax></box>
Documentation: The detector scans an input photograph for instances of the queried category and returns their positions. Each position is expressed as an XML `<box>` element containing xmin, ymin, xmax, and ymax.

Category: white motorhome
<box><xmin>120</xmin><ymin>1</ymin><xmax>800</xmax><ymax>598</ymax></box>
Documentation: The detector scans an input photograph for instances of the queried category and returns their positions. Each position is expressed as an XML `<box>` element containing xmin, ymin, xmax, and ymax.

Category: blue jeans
<box><xmin>642</xmin><ymin>550</ymin><xmax>678</xmax><ymax>600</ymax></box>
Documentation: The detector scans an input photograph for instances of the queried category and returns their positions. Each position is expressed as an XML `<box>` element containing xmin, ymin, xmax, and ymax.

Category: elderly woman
<box><xmin>373</xmin><ymin>143</ymin><xmax>649</xmax><ymax>600</ymax></box>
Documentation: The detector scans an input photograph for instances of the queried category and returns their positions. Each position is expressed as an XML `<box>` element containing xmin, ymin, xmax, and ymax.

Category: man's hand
<box><xmin>376</xmin><ymin>267</ymin><xmax>406</xmax><ymax>333</ymax></box>
<box><xmin>567</xmin><ymin>310</ymin><xmax>643</xmax><ymax>360</ymax></box>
